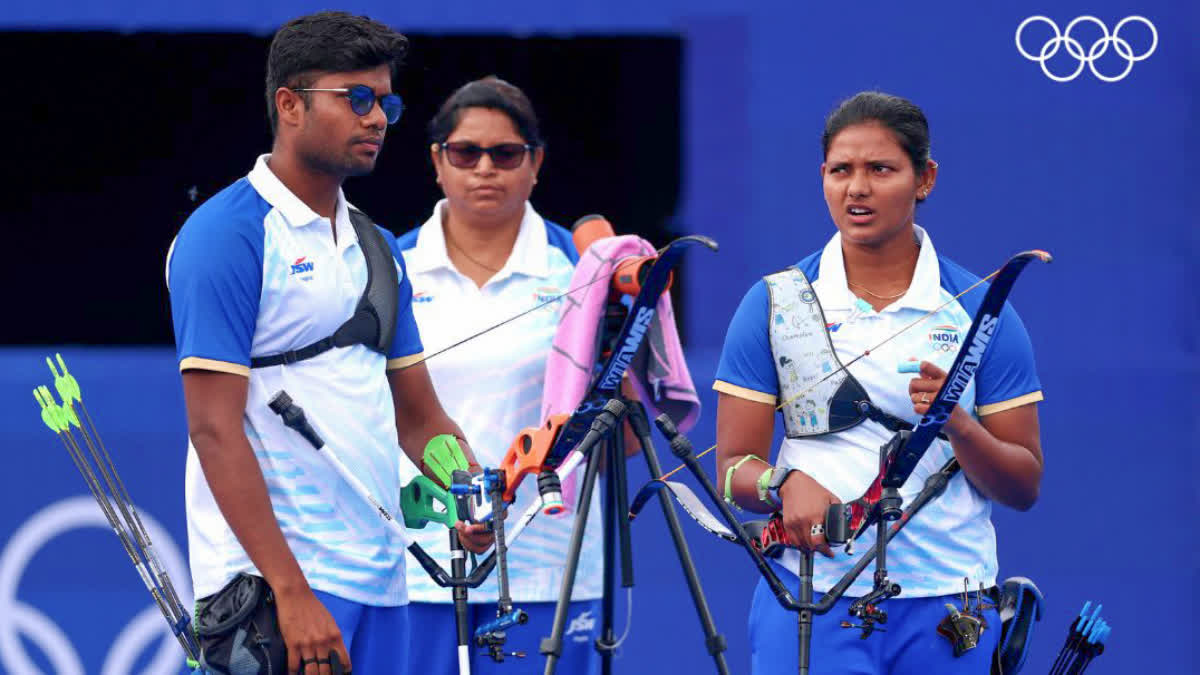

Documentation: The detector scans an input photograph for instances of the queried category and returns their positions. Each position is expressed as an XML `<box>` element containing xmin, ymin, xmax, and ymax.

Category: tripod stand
<box><xmin>538</xmin><ymin>398</ymin><xmax>729</xmax><ymax>674</ymax></box>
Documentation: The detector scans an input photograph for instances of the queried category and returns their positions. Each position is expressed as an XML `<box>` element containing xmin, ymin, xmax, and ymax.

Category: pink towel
<box><xmin>541</xmin><ymin>235</ymin><xmax>700</xmax><ymax>510</ymax></box>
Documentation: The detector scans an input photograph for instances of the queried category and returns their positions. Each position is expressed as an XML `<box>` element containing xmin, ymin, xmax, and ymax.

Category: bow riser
<box><xmin>494</xmin><ymin>235</ymin><xmax>717</xmax><ymax>503</ymax></box>
<box><xmin>831</xmin><ymin>250</ymin><xmax>1054</xmax><ymax>543</ymax></box>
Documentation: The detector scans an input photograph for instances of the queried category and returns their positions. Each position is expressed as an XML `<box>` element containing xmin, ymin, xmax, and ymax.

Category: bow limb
<box><xmin>628</xmin><ymin>249</ymin><xmax>1052</xmax><ymax>612</ymax></box>
<box><xmin>838</xmin><ymin>248</ymin><xmax>1053</xmax><ymax>540</ymax></box>
<box><xmin>631</xmin><ymin>249</ymin><xmax>1053</xmax><ymax>516</ymax></box>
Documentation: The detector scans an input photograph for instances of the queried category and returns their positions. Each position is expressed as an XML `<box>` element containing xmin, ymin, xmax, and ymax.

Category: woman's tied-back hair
<box><xmin>428</xmin><ymin>76</ymin><xmax>544</xmax><ymax>148</ymax></box>
<box><xmin>265</xmin><ymin>11</ymin><xmax>409</xmax><ymax>133</ymax></box>
<box><xmin>822</xmin><ymin>91</ymin><xmax>932</xmax><ymax>176</ymax></box>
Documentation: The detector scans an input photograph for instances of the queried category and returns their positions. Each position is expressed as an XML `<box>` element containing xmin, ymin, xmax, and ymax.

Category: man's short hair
<box><xmin>265</xmin><ymin>11</ymin><xmax>409</xmax><ymax>133</ymax></box>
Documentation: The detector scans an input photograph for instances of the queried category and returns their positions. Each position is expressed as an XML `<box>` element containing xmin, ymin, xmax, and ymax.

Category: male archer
<box><xmin>166</xmin><ymin>12</ymin><xmax>490</xmax><ymax>674</ymax></box>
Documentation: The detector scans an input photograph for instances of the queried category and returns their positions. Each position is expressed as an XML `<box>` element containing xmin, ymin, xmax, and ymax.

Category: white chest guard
<box><xmin>765</xmin><ymin>267</ymin><xmax>919</xmax><ymax>439</ymax></box>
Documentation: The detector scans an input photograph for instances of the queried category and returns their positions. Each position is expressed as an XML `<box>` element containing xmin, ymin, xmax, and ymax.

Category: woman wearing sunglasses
<box><xmin>397</xmin><ymin>77</ymin><xmax>603</xmax><ymax>674</ymax></box>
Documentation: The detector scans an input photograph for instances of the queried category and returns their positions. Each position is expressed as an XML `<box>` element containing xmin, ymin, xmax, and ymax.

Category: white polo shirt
<box><xmin>398</xmin><ymin>200</ymin><xmax>604</xmax><ymax>603</ymax></box>
<box><xmin>715</xmin><ymin>226</ymin><xmax>1043</xmax><ymax>598</ymax></box>
<box><xmin>166</xmin><ymin>155</ymin><xmax>425</xmax><ymax>606</ymax></box>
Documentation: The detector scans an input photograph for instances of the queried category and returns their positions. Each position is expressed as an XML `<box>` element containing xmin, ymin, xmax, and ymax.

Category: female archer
<box><xmin>713</xmin><ymin>91</ymin><xmax>1045</xmax><ymax>674</ymax></box>
<box><xmin>396</xmin><ymin>77</ymin><xmax>605</xmax><ymax>675</ymax></box>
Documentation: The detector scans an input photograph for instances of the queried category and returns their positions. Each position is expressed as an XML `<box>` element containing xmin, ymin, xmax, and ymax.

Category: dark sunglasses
<box><xmin>293</xmin><ymin>84</ymin><xmax>404</xmax><ymax>125</ymax></box>
<box><xmin>439</xmin><ymin>141</ymin><xmax>533</xmax><ymax>170</ymax></box>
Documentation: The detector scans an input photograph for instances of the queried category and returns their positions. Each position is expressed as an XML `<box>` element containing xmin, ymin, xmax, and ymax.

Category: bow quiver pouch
<box><xmin>195</xmin><ymin>573</ymin><xmax>287</xmax><ymax>675</ymax></box>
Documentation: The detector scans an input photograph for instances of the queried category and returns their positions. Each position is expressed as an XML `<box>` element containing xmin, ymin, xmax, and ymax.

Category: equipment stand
<box><xmin>539</xmin><ymin>398</ymin><xmax>729</xmax><ymax>675</ymax></box>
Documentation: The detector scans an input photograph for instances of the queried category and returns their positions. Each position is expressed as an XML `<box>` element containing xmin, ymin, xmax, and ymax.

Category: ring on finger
<box><xmin>919</xmin><ymin>393</ymin><xmax>929</xmax><ymax>404</ymax></box>
<box><xmin>811</xmin><ymin>523</ymin><xmax>825</xmax><ymax>536</ymax></box>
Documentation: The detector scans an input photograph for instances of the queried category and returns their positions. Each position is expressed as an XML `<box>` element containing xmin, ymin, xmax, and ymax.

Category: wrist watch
<box><xmin>764</xmin><ymin>467</ymin><xmax>795</xmax><ymax>504</ymax></box>
<box><xmin>756</xmin><ymin>466</ymin><xmax>790</xmax><ymax>508</ymax></box>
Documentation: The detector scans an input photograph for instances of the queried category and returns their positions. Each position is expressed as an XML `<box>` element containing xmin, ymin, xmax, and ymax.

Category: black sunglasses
<box><xmin>439</xmin><ymin>141</ymin><xmax>533</xmax><ymax>170</ymax></box>
<box><xmin>293</xmin><ymin>84</ymin><xmax>404</xmax><ymax>125</ymax></box>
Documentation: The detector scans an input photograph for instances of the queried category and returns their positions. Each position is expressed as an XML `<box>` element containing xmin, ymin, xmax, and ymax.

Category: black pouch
<box><xmin>195</xmin><ymin>573</ymin><xmax>287</xmax><ymax>675</ymax></box>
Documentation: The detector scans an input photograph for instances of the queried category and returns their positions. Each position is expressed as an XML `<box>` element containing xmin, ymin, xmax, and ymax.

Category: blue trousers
<box><xmin>313</xmin><ymin>589</ymin><xmax>411</xmax><ymax>675</ymax></box>
<box><xmin>749</xmin><ymin>568</ymin><xmax>1000</xmax><ymax>674</ymax></box>
<box><xmin>406</xmin><ymin>599</ymin><xmax>602</xmax><ymax>675</ymax></box>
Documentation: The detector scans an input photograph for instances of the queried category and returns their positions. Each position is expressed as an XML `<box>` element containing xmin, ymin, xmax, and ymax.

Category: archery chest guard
<box><xmin>251</xmin><ymin>208</ymin><xmax>398</xmax><ymax>368</ymax></box>
<box><xmin>764</xmin><ymin>267</ymin><xmax>925</xmax><ymax>438</ymax></box>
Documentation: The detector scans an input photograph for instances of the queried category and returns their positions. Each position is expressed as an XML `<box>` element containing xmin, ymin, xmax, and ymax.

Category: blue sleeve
<box><xmin>975</xmin><ymin>302</ymin><xmax>1042</xmax><ymax>407</ymax></box>
<box><xmin>544</xmin><ymin>220</ymin><xmax>580</xmax><ymax>265</ymax></box>
<box><xmin>166</xmin><ymin>208</ymin><xmax>263</xmax><ymax>371</ymax></box>
<box><xmin>382</xmin><ymin>227</ymin><xmax>425</xmax><ymax>360</ymax></box>
<box><xmin>714</xmin><ymin>280</ymin><xmax>778</xmax><ymax>398</ymax></box>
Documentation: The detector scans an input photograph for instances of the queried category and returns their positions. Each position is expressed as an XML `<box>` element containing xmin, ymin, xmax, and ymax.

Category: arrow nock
<box><xmin>48</xmin><ymin>353</ymin><xmax>82</xmax><ymax>405</ymax></box>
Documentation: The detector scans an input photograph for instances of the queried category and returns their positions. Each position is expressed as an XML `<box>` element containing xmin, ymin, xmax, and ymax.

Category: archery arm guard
<box><xmin>991</xmin><ymin>576</ymin><xmax>1045</xmax><ymax>675</ymax></box>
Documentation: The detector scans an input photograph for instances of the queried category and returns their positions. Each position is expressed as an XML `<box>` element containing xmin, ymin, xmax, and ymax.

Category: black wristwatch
<box><xmin>763</xmin><ymin>467</ymin><xmax>795</xmax><ymax>505</ymax></box>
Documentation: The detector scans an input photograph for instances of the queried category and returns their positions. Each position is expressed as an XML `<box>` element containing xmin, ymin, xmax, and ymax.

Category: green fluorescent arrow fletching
<box><xmin>34</xmin><ymin>388</ymin><xmax>61</xmax><ymax>433</ymax></box>
<box><xmin>41</xmin><ymin>385</ymin><xmax>80</xmax><ymax>431</ymax></box>
<box><xmin>50</xmin><ymin>353</ymin><xmax>82</xmax><ymax>405</ymax></box>
<box><xmin>63</xmin><ymin>402</ymin><xmax>82</xmax><ymax>429</ymax></box>
<box><xmin>36</xmin><ymin>386</ymin><xmax>69</xmax><ymax>432</ymax></box>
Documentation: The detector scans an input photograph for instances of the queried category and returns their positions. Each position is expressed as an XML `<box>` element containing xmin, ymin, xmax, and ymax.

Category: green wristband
<box><xmin>723</xmin><ymin>455</ymin><xmax>762</xmax><ymax>511</ymax></box>
<box><xmin>756</xmin><ymin>467</ymin><xmax>780</xmax><ymax>509</ymax></box>
<box><xmin>423</xmin><ymin>434</ymin><xmax>469</xmax><ymax>488</ymax></box>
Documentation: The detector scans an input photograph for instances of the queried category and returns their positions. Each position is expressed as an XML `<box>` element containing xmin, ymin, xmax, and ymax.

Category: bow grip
<box><xmin>744</xmin><ymin>515</ymin><xmax>796</xmax><ymax>558</ymax></box>
<box><xmin>499</xmin><ymin>414</ymin><xmax>568</xmax><ymax>504</ymax></box>
<box><xmin>400</xmin><ymin>475</ymin><xmax>458</xmax><ymax>529</ymax></box>
<box><xmin>825</xmin><ymin>503</ymin><xmax>852</xmax><ymax>545</ymax></box>
<box><xmin>748</xmin><ymin>502</ymin><xmax>859</xmax><ymax>557</ymax></box>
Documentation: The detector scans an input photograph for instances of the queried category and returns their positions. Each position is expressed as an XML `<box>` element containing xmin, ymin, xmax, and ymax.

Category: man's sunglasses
<box><xmin>439</xmin><ymin>141</ymin><xmax>534</xmax><ymax>170</ymax></box>
<box><xmin>293</xmin><ymin>84</ymin><xmax>404</xmax><ymax>125</ymax></box>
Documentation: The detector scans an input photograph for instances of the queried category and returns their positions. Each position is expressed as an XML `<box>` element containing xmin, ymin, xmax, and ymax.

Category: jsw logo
<box><xmin>290</xmin><ymin>257</ymin><xmax>315</xmax><ymax>276</ymax></box>
<box><xmin>567</xmin><ymin>610</ymin><xmax>596</xmax><ymax>636</ymax></box>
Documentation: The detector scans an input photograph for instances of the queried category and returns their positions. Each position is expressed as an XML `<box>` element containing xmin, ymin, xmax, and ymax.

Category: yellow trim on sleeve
<box><xmin>977</xmin><ymin>391</ymin><xmax>1044</xmax><ymax>416</ymax></box>
<box><xmin>386</xmin><ymin>352</ymin><xmax>426</xmax><ymax>371</ymax></box>
<box><xmin>713</xmin><ymin>380</ymin><xmax>777</xmax><ymax>405</ymax></box>
<box><xmin>179</xmin><ymin>357</ymin><xmax>250</xmax><ymax>377</ymax></box>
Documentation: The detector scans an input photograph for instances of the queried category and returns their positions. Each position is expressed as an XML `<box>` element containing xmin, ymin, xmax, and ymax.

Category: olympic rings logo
<box><xmin>0</xmin><ymin>497</ymin><xmax>191</xmax><ymax>675</ymax></box>
<box><xmin>1015</xmin><ymin>16</ymin><xmax>1157</xmax><ymax>82</ymax></box>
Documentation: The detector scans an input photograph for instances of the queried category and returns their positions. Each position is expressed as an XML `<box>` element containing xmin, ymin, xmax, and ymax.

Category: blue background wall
<box><xmin>2</xmin><ymin>0</ymin><xmax>1195</xmax><ymax>673</ymax></box>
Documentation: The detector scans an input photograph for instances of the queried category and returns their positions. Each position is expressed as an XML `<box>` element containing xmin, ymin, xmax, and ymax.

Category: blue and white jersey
<box><xmin>715</xmin><ymin>226</ymin><xmax>1043</xmax><ymax>597</ymax></box>
<box><xmin>166</xmin><ymin>155</ymin><xmax>425</xmax><ymax>606</ymax></box>
<box><xmin>399</xmin><ymin>200</ymin><xmax>604</xmax><ymax>603</ymax></box>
